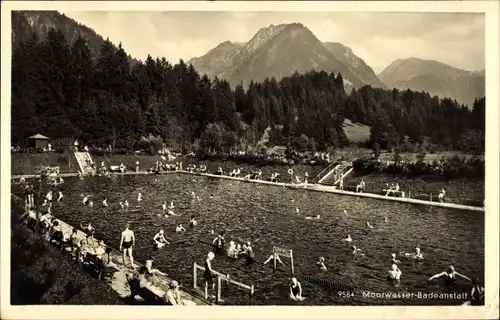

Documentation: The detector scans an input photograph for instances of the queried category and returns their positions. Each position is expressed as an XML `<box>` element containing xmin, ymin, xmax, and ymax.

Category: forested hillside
<box><xmin>11</xmin><ymin>28</ymin><xmax>485</xmax><ymax>154</ymax></box>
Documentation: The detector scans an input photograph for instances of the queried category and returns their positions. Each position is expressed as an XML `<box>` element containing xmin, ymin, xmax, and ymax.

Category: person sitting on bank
<box><xmin>289</xmin><ymin>277</ymin><xmax>305</xmax><ymax>301</ymax></box>
<box><xmin>356</xmin><ymin>179</ymin><xmax>366</xmax><ymax>193</ymax></box>
<box><xmin>102</xmin><ymin>247</ymin><xmax>118</xmax><ymax>268</ymax></box>
<box><xmin>438</xmin><ymin>188</ymin><xmax>446</xmax><ymax>202</ymax></box>
<box><xmin>165</xmin><ymin>280</ymin><xmax>189</xmax><ymax>305</ymax></box>
<box><xmin>145</xmin><ymin>256</ymin><xmax>167</xmax><ymax>276</ymax></box>
<box><xmin>216</xmin><ymin>167</ymin><xmax>223</xmax><ymax>175</ymax></box>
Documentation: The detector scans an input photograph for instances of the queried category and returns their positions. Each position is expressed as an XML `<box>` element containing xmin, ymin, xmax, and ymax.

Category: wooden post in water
<box><xmin>193</xmin><ymin>262</ymin><xmax>197</xmax><ymax>289</ymax></box>
<box><xmin>216</xmin><ymin>274</ymin><xmax>222</xmax><ymax>303</ymax></box>
<box><xmin>290</xmin><ymin>249</ymin><xmax>295</xmax><ymax>276</ymax></box>
<box><xmin>249</xmin><ymin>284</ymin><xmax>255</xmax><ymax>303</ymax></box>
<box><xmin>273</xmin><ymin>247</ymin><xmax>277</xmax><ymax>271</ymax></box>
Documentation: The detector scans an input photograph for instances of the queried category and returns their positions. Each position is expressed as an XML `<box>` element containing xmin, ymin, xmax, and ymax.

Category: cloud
<box><xmin>63</xmin><ymin>11</ymin><xmax>485</xmax><ymax>73</ymax></box>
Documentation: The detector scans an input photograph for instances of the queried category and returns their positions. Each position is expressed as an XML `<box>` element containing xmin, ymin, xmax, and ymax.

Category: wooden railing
<box><xmin>313</xmin><ymin>161</ymin><xmax>338</xmax><ymax>183</ymax></box>
<box><xmin>193</xmin><ymin>262</ymin><xmax>254</xmax><ymax>304</ymax></box>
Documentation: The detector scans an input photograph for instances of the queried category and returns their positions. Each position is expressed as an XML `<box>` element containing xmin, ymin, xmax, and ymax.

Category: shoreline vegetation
<box><xmin>10</xmin><ymin>199</ymin><xmax>124</xmax><ymax>305</ymax></box>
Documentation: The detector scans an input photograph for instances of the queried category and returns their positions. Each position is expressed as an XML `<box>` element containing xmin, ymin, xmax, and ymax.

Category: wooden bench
<box><xmin>83</xmin><ymin>252</ymin><xmax>119</xmax><ymax>280</ymax></box>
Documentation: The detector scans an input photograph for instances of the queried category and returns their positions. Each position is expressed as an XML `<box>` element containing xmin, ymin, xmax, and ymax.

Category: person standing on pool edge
<box><xmin>204</xmin><ymin>252</ymin><xmax>216</xmax><ymax>300</ymax></box>
<box><xmin>120</xmin><ymin>223</ymin><xmax>136</xmax><ymax>270</ymax></box>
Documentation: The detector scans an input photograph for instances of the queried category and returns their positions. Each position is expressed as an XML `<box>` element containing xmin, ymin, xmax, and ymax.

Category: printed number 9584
<box><xmin>338</xmin><ymin>291</ymin><xmax>355</xmax><ymax>299</ymax></box>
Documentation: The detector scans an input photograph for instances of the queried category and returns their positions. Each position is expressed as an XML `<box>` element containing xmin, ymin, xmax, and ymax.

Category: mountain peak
<box><xmin>379</xmin><ymin>58</ymin><xmax>485</xmax><ymax>106</ymax></box>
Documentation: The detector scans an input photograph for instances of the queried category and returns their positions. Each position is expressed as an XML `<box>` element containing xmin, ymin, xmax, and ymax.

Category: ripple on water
<box><xmin>15</xmin><ymin>174</ymin><xmax>484</xmax><ymax>305</ymax></box>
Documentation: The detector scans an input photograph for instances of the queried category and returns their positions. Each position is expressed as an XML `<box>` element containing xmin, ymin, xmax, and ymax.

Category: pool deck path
<box><xmin>10</xmin><ymin>194</ymin><xmax>211</xmax><ymax>306</ymax></box>
<box><xmin>11</xmin><ymin>169</ymin><xmax>484</xmax><ymax>212</ymax></box>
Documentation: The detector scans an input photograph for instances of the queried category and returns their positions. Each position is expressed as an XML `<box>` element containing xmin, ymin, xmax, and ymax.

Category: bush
<box><xmin>352</xmin><ymin>155</ymin><xmax>484</xmax><ymax>179</ymax></box>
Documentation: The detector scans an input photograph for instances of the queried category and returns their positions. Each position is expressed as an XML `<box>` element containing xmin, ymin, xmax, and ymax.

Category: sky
<box><xmin>63</xmin><ymin>11</ymin><xmax>485</xmax><ymax>73</ymax></box>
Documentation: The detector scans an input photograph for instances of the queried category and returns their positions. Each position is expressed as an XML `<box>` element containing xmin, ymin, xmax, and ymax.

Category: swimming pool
<box><xmin>13</xmin><ymin>173</ymin><xmax>484</xmax><ymax>305</ymax></box>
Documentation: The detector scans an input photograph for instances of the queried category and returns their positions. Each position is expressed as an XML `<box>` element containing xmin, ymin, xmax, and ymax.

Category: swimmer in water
<box><xmin>167</xmin><ymin>209</ymin><xmax>178</xmax><ymax>216</ymax></box>
<box><xmin>124</xmin><ymin>200</ymin><xmax>129</xmax><ymax>208</ymax></box>
<box><xmin>263</xmin><ymin>253</ymin><xmax>285</xmax><ymax>265</ymax></box>
<box><xmin>384</xmin><ymin>215</ymin><xmax>389</xmax><ymax>223</ymax></box>
<box><xmin>366</xmin><ymin>222</ymin><xmax>374</xmax><ymax>229</ymax></box>
<box><xmin>175</xmin><ymin>224</ymin><xmax>186</xmax><ymax>233</ymax></box>
<box><xmin>89</xmin><ymin>201</ymin><xmax>94</xmax><ymax>208</ymax></box>
<box><xmin>295</xmin><ymin>208</ymin><xmax>300</xmax><ymax>215</ymax></box>
<box><xmin>162</xmin><ymin>201</ymin><xmax>167</xmax><ymax>211</ymax></box>
<box><xmin>119</xmin><ymin>223</ymin><xmax>135</xmax><ymax>269</ymax></box>
<box><xmin>119</xmin><ymin>201</ymin><xmax>124</xmax><ymax>209</ymax></box>
<box><xmin>305</xmin><ymin>215</ymin><xmax>320</xmax><ymax>220</ymax></box>
<box><xmin>212</xmin><ymin>231</ymin><xmax>225</xmax><ymax>253</ymax></box>
<box><xmin>342</xmin><ymin>234</ymin><xmax>353</xmax><ymax>243</ymax></box>
<box><xmin>402</xmin><ymin>247</ymin><xmax>424</xmax><ymax>260</ymax></box>
<box><xmin>244</xmin><ymin>242</ymin><xmax>255</xmax><ymax>265</ymax></box>
<box><xmin>428</xmin><ymin>266</ymin><xmax>471</xmax><ymax>285</ymax></box>
<box><xmin>289</xmin><ymin>277</ymin><xmax>305</xmax><ymax>301</ymax></box>
<box><xmin>351</xmin><ymin>245</ymin><xmax>364</xmax><ymax>256</ymax></box>
<box><xmin>82</xmin><ymin>195</ymin><xmax>89</xmax><ymax>205</ymax></box>
<box><xmin>387</xmin><ymin>263</ymin><xmax>402</xmax><ymax>281</ymax></box>
<box><xmin>102</xmin><ymin>198</ymin><xmax>108</xmax><ymax>207</ymax></box>
<box><xmin>190</xmin><ymin>215</ymin><xmax>198</xmax><ymax>227</ymax></box>
<box><xmin>153</xmin><ymin>229</ymin><xmax>170</xmax><ymax>249</ymax></box>
<box><xmin>317</xmin><ymin>257</ymin><xmax>327</xmax><ymax>271</ymax></box>
<box><xmin>227</xmin><ymin>241</ymin><xmax>237</xmax><ymax>258</ymax></box>
<box><xmin>57</xmin><ymin>191</ymin><xmax>63</xmax><ymax>202</ymax></box>
<box><xmin>137</xmin><ymin>193</ymin><xmax>142</xmax><ymax>202</ymax></box>
<box><xmin>344</xmin><ymin>210</ymin><xmax>348</xmax><ymax>215</ymax></box>
<box><xmin>169</xmin><ymin>201</ymin><xmax>175</xmax><ymax>210</ymax></box>
<box><xmin>391</xmin><ymin>253</ymin><xmax>401</xmax><ymax>264</ymax></box>
<box><xmin>469</xmin><ymin>277</ymin><xmax>485</xmax><ymax>306</ymax></box>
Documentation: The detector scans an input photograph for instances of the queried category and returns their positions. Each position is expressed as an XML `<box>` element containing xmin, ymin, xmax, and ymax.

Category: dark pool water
<box><xmin>13</xmin><ymin>174</ymin><xmax>484</xmax><ymax>305</ymax></box>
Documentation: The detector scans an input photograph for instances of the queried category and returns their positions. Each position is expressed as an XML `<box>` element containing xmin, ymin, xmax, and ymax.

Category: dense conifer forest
<box><xmin>11</xmin><ymin>28</ymin><xmax>485</xmax><ymax>154</ymax></box>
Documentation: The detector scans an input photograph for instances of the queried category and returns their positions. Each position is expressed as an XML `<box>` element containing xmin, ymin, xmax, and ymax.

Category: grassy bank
<box><xmin>11</xmin><ymin>149</ymin><xmax>483</xmax><ymax>176</ymax></box>
<box><xmin>10</xmin><ymin>200</ymin><xmax>124</xmax><ymax>305</ymax></box>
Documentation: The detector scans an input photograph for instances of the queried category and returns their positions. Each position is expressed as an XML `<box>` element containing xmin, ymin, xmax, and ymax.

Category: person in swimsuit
<box><xmin>351</xmin><ymin>245</ymin><xmax>364</xmax><ymax>256</ymax></box>
<box><xmin>153</xmin><ymin>229</ymin><xmax>169</xmax><ymax>249</ymax></box>
<box><xmin>469</xmin><ymin>277</ymin><xmax>485</xmax><ymax>306</ymax></box>
<box><xmin>176</xmin><ymin>224</ymin><xmax>186</xmax><ymax>233</ymax></box>
<box><xmin>102</xmin><ymin>198</ymin><xmax>108</xmax><ymax>207</ymax></box>
<box><xmin>190</xmin><ymin>215</ymin><xmax>198</xmax><ymax>227</ymax></box>
<box><xmin>212</xmin><ymin>231</ymin><xmax>225</xmax><ymax>253</ymax></box>
<box><xmin>204</xmin><ymin>252</ymin><xmax>216</xmax><ymax>299</ymax></box>
<box><xmin>57</xmin><ymin>191</ymin><xmax>63</xmax><ymax>202</ymax></box>
<box><xmin>227</xmin><ymin>241</ymin><xmax>237</xmax><ymax>258</ymax></box>
<box><xmin>164</xmin><ymin>280</ymin><xmax>187</xmax><ymax>305</ymax></box>
<box><xmin>289</xmin><ymin>277</ymin><xmax>305</xmax><ymax>301</ymax></box>
<box><xmin>244</xmin><ymin>242</ymin><xmax>255</xmax><ymax>265</ymax></box>
<box><xmin>263</xmin><ymin>253</ymin><xmax>285</xmax><ymax>265</ymax></box>
<box><xmin>388</xmin><ymin>263</ymin><xmax>402</xmax><ymax>281</ymax></box>
<box><xmin>391</xmin><ymin>253</ymin><xmax>401</xmax><ymax>264</ymax></box>
<box><xmin>342</xmin><ymin>234</ymin><xmax>352</xmax><ymax>243</ymax></box>
<box><xmin>145</xmin><ymin>256</ymin><xmax>167</xmax><ymax>276</ymax></box>
<box><xmin>80</xmin><ymin>222</ymin><xmax>95</xmax><ymax>237</ymax></box>
<box><xmin>120</xmin><ymin>223</ymin><xmax>136</xmax><ymax>269</ymax></box>
<box><xmin>317</xmin><ymin>257</ymin><xmax>327</xmax><ymax>271</ymax></box>
<box><xmin>428</xmin><ymin>266</ymin><xmax>471</xmax><ymax>285</ymax></box>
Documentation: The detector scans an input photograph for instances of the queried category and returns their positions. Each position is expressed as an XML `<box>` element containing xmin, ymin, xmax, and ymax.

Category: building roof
<box><xmin>28</xmin><ymin>133</ymin><xmax>49</xmax><ymax>140</ymax></box>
